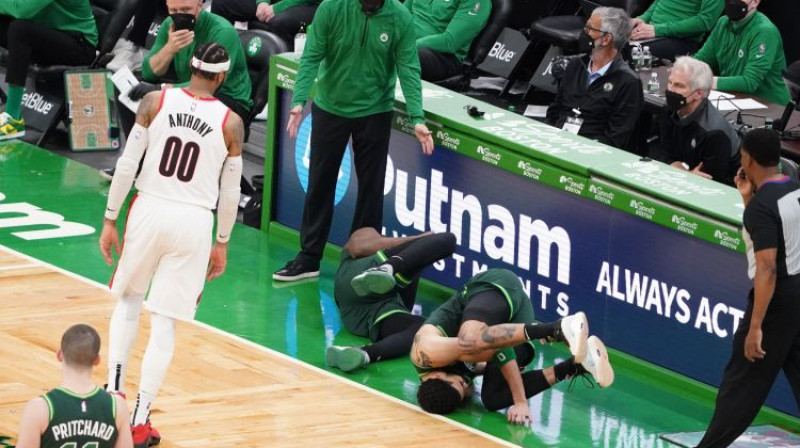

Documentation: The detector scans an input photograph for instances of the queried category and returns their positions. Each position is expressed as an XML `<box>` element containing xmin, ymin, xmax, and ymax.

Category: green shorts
<box><xmin>334</xmin><ymin>250</ymin><xmax>409</xmax><ymax>341</ymax></box>
<box><xmin>425</xmin><ymin>269</ymin><xmax>536</xmax><ymax>337</ymax></box>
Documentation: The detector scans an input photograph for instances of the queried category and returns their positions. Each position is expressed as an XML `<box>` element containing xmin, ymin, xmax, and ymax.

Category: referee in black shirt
<box><xmin>696</xmin><ymin>129</ymin><xmax>800</xmax><ymax>448</ymax></box>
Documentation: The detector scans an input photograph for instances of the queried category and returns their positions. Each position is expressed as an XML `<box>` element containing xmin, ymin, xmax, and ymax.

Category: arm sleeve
<box><xmin>598</xmin><ymin>75</ymin><xmax>643</xmax><ymax>149</ymax></box>
<box><xmin>142</xmin><ymin>18</ymin><xmax>172</xmax><ymax>82</ymax></box>
<box><xmin>693</xmin><ymin>21</ymin><xmax>721</xmax><ymax>72</ymax></box>
<box><xmin>638</xmin><ymin>0</ymin><xmax>657</xmax><ymax>23</ymax></box>
<box><xmin>395</xmin><ymin>19</ymin><xmax>426</xmax><ymax>126</ymax></box>
<box><xmin>654</xmin><ymin>0</ymin><xmax>723</xmax><ymax>37</ymax></box>
<box><xmin>404</xmin><ymin>0</ymin><xmax>414</xmax><ymax>13</ymax></box>
<box><xmin>0</xmin><ymin>0</ymin><xmax>55</xmax><ymax>19</ymax></box>
<box><xmin>216</xmin><ymin>156</ymin><xmax>242</xmax><ymax>243</ymax></box>
<box><xmin>715</xmin><ymin>28</ymin><xmax>783</xmax><ymax>95</ymax></box>
<box><xmin>291</xmin><ymin>3</ymin><xmax>329</xmax><ymax>108</ymax></box>
<box><xmin>743</xmin><ymin>200</ymin><xmax>780</xmax><ymax>251</ymax></box>
<box><xmin>105</xmin><ymin>124</ymin><xmax>149</xmax><ymax>220</ymax></box>
<box><xmin>415</xmin><ymin>0</ymin><xmax>490</xmax><ymax>55</ymax></box>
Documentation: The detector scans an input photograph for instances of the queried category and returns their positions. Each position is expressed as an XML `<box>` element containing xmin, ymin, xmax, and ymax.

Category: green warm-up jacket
<box><xmin>257</xmin><ymin>0</ymin><xmax>320</xmax><ymax>15</ymax></box>
<box><xmin>291</xmin><ymin>0</ymin><xmax>425</xmax><ymax>125</ymax></box>
<box><xmin>0</xmin><ymin>0</ymin><xmax>98</xmax><ymax>47</ymax></box>
<box><xmin>638</xmin><ymin>0</ymin><xmax>723</xmax><ymax>42</ymax></box>
<box><xmin>405</xmin><ymin>0</ymin><xmax>491</xmax><ymax>62</ymax></box>
<box><xmin>695</xmin><ymin>12</ymin><xmax>790</xmax><ymax>105</ymax></box>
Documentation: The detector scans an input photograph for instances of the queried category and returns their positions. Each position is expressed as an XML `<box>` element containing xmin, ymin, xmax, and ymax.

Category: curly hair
<box><xmin>417</xmin><ymin>378</ymin><xmax>463</xmax><ymax>415</ymax></box>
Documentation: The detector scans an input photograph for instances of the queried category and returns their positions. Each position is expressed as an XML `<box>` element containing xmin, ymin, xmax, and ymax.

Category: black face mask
<box><xmin>577</xmin><ymin>31</ymin><xmax>596</xmax><ymax>53</ymax></box>
<box><xmin>665</xmin><ymin>89</ymin><xmax>689</xmax><ymax>112</ymax></box>
<box><xmin>724</xmin><ymin>0</ymin><xmax>748</xmax><ymax>22</ymax></box>
<box><xmin>171</xmin><ymin>13</ymin><xmax>196</xmax><ymax>31</ymax></box>
<box><xmin>359</xmin><ymin>0</ymin><xmax>384</xmax><ymax>15</ymax></box>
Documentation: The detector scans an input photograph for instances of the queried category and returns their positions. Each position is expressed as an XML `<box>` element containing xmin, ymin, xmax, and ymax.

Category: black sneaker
<box><xmin>273</xmin><ymin>260</ymin><xmax>319</xmax><ymax>282</ymax></box>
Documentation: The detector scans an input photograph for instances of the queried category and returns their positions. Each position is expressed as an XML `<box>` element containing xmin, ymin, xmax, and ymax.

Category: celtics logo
<box><xmin>247</xmin><ymin>37</ymin><xmax>262</xmax><ymax>57</ymax></box>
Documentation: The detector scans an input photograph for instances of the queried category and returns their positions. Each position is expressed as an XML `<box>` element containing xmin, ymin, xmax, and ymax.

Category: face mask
<box><xmin>577</xmin><ymin>31</ymin><xmax>597</xmax><ymax>53</ymax></box>
<box><xmin>359</xmin><ymin>0</ymin><xmax>384</xmax><ymax>15</ymax></box>
<box><xmin>665</xmin><ymin>89</ymin><xmax>689</xmax><ymax>112</ymax></box>
<box><xmin>171</xmin><ymin>13</ymin><xmax>196</xmax><ymax>31</ymax></box>
<box><xmin>724</xmin><ymin>0</ymin><xmax>748</xmax><ymax>22</ymax></box>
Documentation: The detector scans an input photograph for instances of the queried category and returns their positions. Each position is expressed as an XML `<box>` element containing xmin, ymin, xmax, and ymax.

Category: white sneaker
<box><xmin>107</xmin><ymin>40</ymin><xmax>144</xmax><ymax>72</ymax></box>
<box><xmin>111</xmin><ymin>37</ymin><xmax>133</xmax><ymax>53</ymax></box>
<box><xmin>253</xmin><ymin>103</ymin><xmax>268</xmax><ymax>121</ymax></box>
<box><xmin>560</xmin><ymin>312</ymin><xmax>589</xmax><ymax>363</ymax></box>
<box><xmin>581</xmin><ymin>336</ymin><xmax>614</xmax><ymax>387</ymax></box>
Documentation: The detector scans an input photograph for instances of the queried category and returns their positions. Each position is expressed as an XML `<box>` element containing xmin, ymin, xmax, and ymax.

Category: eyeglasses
<box><xmin>584</xmin><ymin>25</ymin><xmax>612</xmax><ymax>37</ymax></box>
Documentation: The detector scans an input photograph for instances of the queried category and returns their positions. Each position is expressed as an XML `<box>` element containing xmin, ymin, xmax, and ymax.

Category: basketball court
<box><xmin>1</xmin><ymin>141</ymin><xmax>798</xmax><ymax>446</ymax></box>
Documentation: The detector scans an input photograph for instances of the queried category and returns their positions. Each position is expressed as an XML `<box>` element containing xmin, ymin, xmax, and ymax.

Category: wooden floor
<box><xmin>0</xmin><ymin>249</ymin><xmax>508</xmax><ymax>447</ymax></box>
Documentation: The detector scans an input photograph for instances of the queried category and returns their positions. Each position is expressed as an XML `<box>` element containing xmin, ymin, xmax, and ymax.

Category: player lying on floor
<box><xmin>411</xmin><ymin>269</ymin><xmax>614</xmax><ymax>423</ymax></box>
<box><xmin>326</xmin><ymin>227</ymin><xmax>456</xmax><ymax>372</ymax></box>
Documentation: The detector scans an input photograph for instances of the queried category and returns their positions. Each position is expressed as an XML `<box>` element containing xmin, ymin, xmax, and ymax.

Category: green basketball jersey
<box><xmin>40</xmin><ymin>387</ymin><xmax>118</xmax><ymax>448</ymax></box>
<box><xmin>425</xmin><ymin>269</ymin><xmax>536</xmax><ymax>337</ymax></box>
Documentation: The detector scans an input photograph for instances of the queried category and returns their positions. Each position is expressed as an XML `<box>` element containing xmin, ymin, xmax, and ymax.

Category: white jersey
<box><xmin>135</xmin><ymin>88</ymin><xmax>232</xmax><ymax>210</ymax></box>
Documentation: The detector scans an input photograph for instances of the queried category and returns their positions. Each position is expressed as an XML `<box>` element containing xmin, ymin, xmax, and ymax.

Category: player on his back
<box><xmin>98</xmin><ymin>42</ymin><xmax>243</xmax><ymax>447</ymax></box>
<box><xmin>15</xmin><ymin>324</ymin><xmax>133</xmax><ymax>448</ymax></box>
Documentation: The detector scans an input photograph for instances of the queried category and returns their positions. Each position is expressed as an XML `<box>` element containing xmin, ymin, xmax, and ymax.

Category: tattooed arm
<box><xmin>458</xmin><ymin>322</ymin><xmax>528</xmax><ymax>353</ymax></box>
<box><xmin>412</xmin><ymin>324</ymin><xmax>504</xmax><ymax>367</ymax></box>
<box><xmin>411</xmin><ymin>325</ymin><xmax>462</xmax><ymax>368</ymax></box>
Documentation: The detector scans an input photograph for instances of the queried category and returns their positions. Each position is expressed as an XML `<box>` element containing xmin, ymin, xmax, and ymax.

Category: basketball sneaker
<box><xmin>580</xmin><ymin>336</ymin><xmax>614</xmax><ymax>387</ymax></box>
<box><xmin>326</xmin><ymin>346</ymin><xmax>369</xmax><ymax>372</ymax></box>
<box><xmin>0</xmin><ymin>112</ymin><xmax>25</xmax><ymax>141</ymax></box>
<box><xmin>132</xmin><ymin>420</ymin><xmax>161</xmax><ymax>448</ymax></box>
<box><xmin>559</xmin><ymin>312</ymin><xmax>589</xmax><ymax>363</ymax></box>
<box><xmin>273</xmin><ymin>259</ymin><xmax>319</xmax><ymax>282</ymax></box>
<box><xmin>351</xmin><ymin>265</ymin><xmax>395</xmax><ymax>296</ymax></box>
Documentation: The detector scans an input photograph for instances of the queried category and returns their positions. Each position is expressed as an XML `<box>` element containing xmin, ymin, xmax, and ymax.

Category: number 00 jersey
<box><xmin>135</xmin><ymin>88</ymin><xmax>232</xmax><ymax>210</ymax></box>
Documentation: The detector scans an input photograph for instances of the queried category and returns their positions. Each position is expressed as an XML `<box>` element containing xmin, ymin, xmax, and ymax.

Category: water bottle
<box><xmin>631</xmin><ymin>45</ymin><xmax>642</xmax><ymax>71</ymax></box>
<box><xmin>294</xmin><ymin>22</ymin><xmax>307</xmax><ymax>54</ymax></box>
<box><xmin>647</xmin><ymin>72</ymin><xmax>660</xmax><ymax>94</ymax></box>
<box><xmin>642</xmin><ymin>46</ymin><xmax>653</xmax><ymax>70</ymax></box>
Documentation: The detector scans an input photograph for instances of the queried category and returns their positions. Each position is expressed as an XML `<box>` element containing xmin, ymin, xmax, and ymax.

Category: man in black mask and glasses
<box><xmin>125</xmin><ymin>0</ymin><xmax>252</xmax><ymax>131</ymax></box>
<box><xmin>649</xmin><ymin>56</ymin><xmax>740</xmax><ymax>185</ymax></box>
<box><xmin>545</xmin><ymin>7</ymin><xmax>643</xmax><ymax>151</ymax></box>
<box><xmin>694</xmin><ymin>0</ymin><xmax>790</xmax><ymax>105</ymax></box>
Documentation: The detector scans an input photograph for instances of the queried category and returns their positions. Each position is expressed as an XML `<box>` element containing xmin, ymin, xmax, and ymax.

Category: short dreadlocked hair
<box><xmin>417</xmin><ymin>378</ymin><xmax>463</xmax><ymax>415</ymax></box>
<box><xmin>190</xmin><ymin>42</ymin><xmax>229</xmax><ymax>80</ymax></box>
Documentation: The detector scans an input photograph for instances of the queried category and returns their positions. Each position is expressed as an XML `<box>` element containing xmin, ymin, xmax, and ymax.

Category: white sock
<box><xmin>131</xmin><ymin>390</ymin><xmax>157</xmax><ymax>427</ymax></box>
<box><xmin>107</xmin><ymin>292</ymin><xmax>144</xmax><ymax>394</ymax></box>
<box><xmin>132</xmin><ymin>313</ymin><xmax>175</xmax><ymax>426</ymax></box>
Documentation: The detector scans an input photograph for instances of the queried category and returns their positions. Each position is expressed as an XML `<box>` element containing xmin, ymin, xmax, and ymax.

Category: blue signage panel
<box><xmin>273</xmin><ymin>90</ymin><xmax>796</xmax><ymax>416</ymax></box>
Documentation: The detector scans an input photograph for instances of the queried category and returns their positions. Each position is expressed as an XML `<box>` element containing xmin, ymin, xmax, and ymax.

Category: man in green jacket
<box><xmin>212</xmin><ymin>0</ymin><xmax>319</xmax><ymax>50</ymax></box>
<box><xmin>273</xmin><ymin>0</ymin><xmax>434</xmax><ymax>282</ymax></box>
<box><xmin>631</xmin><ymin>0</ymin><xmax>723</xmax><ymax>61</ymax></box>
<box><xmin>694</xmin><ymin>0</ymin><xmax>790</xmax><ymax>105</ymax></box>
<box><xmin>0</xmin><ymin>0</ymin><xmax>98</xmax><ymax>140</ymax></box>
<box><xmin>404</xmin><ymin>0</ymin><xmax>491</xmax><ymax>82</ymax></box>
<box><xmin>128</xmin><ymin>0</ymin><xmax>252</xmax><ymax>122</ymax></box>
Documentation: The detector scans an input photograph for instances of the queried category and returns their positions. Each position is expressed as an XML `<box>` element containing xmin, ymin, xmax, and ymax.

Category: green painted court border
<box><xmin>268</xmin><ymin>220</ymin><xmax>800</xmax><ymax>432</ymax></box>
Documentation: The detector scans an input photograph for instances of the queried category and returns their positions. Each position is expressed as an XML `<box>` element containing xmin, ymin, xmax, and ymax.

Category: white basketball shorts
<box><xmin>109</xmin><ymin>193</ymin><xmax>213</xmax><ymax>321</ymax></box>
